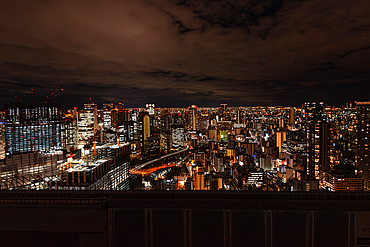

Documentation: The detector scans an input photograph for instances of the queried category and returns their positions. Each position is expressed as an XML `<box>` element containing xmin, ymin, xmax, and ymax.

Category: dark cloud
<box><xmin>0</xmin><ymin>0</ymin><xmax>369</xmax><ymax>108</ymax></box>
<box><xmin>339</xmin><ymin>46</ymin><xmax>370</xmax><ymax>58</ymax></box>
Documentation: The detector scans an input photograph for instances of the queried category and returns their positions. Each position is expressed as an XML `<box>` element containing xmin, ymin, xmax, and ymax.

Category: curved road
<box><xmin>130</xmin><ymin>144</ymin><xmax>190</xmax><ymax>174</ymax></box>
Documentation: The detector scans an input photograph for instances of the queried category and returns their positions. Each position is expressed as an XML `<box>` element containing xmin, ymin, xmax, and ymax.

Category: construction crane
<box><xmin>44</xmin><ymin>86</ymin><xmax>63</xmax><ymax>103</ymax></box>
<box><xmin>89</xmin><ymin>97</ymin><xmax>95</xmax><ymax>105</ymax></box>
<box><xmin>15</xmin><ymin>88</ymin><xmax>33</xmax><ymax>103</ymax></box>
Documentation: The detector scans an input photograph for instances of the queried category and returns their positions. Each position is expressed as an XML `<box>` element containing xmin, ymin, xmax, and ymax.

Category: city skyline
<box><xmin>1</xmin><ymin>0</ymin><xmax>370</xmax><ymax>108</ymax></box>
<box><xmin>2</xmin><ymin>1</ymin><xmax>370</xmax><ymax>246</ymax></box>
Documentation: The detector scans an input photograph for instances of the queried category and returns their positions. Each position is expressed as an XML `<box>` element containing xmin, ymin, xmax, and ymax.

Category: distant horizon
<box><xmin>0</xmin><ymin>98</ymin><xmax>364</xmax><ymax>111</ymax></box>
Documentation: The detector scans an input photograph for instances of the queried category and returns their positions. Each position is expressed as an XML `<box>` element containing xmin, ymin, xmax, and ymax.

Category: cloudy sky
<box><xmin>0</xmin><ymin>0</ymin><xmax>370</xmax><ymax>108</ymax></box>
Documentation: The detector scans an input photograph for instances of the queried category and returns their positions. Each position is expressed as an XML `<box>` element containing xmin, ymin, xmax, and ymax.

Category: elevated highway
<box><xmin>130</xmin><ymin>144</ymin><xmax>189</xmax><ymax>174</ymax></box>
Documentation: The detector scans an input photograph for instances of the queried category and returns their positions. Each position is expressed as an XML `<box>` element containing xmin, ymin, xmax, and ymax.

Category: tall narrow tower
<box><xmin>305</xmin><ymin>102</ymin><xmax>332</xmax><ymax>178</ymax></box>
<box><xmin>190</xmin><ymin>105</ymin><xmax>197</xmax><ymax>131</ymax></box>
<box><xmin>356</xmin><ymin>102</ymin><xmax>370</xmax><ymax>191</ymax></box>
<box><xmin>290</xmin><ymin>107</ymin><xmax>294</xmax><ymax>126</ymax></box>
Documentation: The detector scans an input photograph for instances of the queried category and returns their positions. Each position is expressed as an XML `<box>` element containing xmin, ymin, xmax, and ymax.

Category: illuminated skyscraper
<box><xmin>305</xmin><ymin>102</ymin><xmax>332</xmax><ymax>178</ymax></box>
<box><xmin>195</xmin><ymin>167</ymin><xmax>205</xmax><ymax>190</ymax></box>
<box><xmin>110</xmin><ymin>103</ymin><xmax>133</xmax><ymax>143</ymax></box>
<box><xmin>278</xmin><ymin>118</ymin><xmax>284</xmax><ymax>128</ymax></box>
<box><xmin>160</xmin><ymin>115</ymin><xmax>171</xmax><ymax>132</ymax></box>
<box><xmin>77</xmin><ymin>103</ymin><xmax>97</xmax><ymax>143</ymax></box>
<box><xmin>276</xmin><ymin>130</ymin><xmax>286</xmax><ymax>153</ymax></box>
<box><xmin>172</xmin><ymin>125</ymin><xmax>184</xmax><ymax>149</ymax></box>
<box><xmin>356</xmin><ymin>102</ymin><xmax>370</xmax><ymax>191</ymax></box>
<box><xmin>0</xmin><ymin>111</ymin><xmax>5</xmax><ymax>159</ymax></box>
<box><xmin>138</xmin><ymin>112</ymin><xmax>151</xmax><ymax>154</ymax></box>
<box><xmin>289</xmin><ymin>107</ymin><xmax>294</xmax><ymax>126</ymax></box>
<box><xmin>4</xmin><ymin>103</ymin><xmax>62</xmax><ymax>156</ymax></box>
<box><xmin>111</xmin><ymin>103</ymin><xmax>130</xmax><ymax>128</ymax></box>
<box><xmin>143</xmin><ymin>114</ymin><xmax>150</xmax><ymax>140</ymax></box>
<box><xmin>61</xmin><ymin>109</ymin><xmax>78</xmax><ymax>148</ymax></box>
<box><xmin>146</xmin><ymin>104</ymin><xmax>157</xmax><ymax>133</ymax></box>
<box><xmin>189</xmin><ymin>105</ymin><xmax>197</xmax><ymax>131</ymax></box>
<box><xmin>102</xmin><ymin>103</ymin><xmax>113</xmax><ymax>129</ymax></box>
<box><xmin>146</xmin><ymin>104</ymin><xmax>155</xmax><ymax>116</ymax></box>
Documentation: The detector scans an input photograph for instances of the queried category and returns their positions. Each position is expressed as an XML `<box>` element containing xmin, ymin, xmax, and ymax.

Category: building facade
<box><xmin>356</xmin><ymin>102</ymin><xmax>370</xmax><ymax>191</ymax></box>
<box><xmin>5</xmin><ymin>103</ymin><xmax>62</xmax><ymax>156</ymax></box>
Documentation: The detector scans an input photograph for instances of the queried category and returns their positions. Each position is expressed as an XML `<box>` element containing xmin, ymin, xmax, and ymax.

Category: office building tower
<box><xmin>4</xmin><ymin>102</ymin><xmax>62</xmax><ymax>156</ymax></box>
<box><xmin>146</xmin><ymin>104</ymin><xmax>156</xmax><ymax>133</ymax></box>
<box><xmin>144</xmin><ymin>136</ymin><xmax>160</xmax><ymax>157</ymax></box>
<box><xmin>77</xmin><ymin>103</ymin><xmax>97</xmax><ymax>143</ymax></box>
<box><xmin>160</xmin><ymin>132</ymin><xmax>172</xmax><ymax>152</ymax></box>
<box><xmin>131</xmin><ymin>108</ymin><xmax>139</xmax><ymax>122</ymax></box>
<box><xmin>111</xmin><ymin>103</ymin><xmax>130</xmax><ymax>128</ymax></box>
<box><xmin>160</xmin><ymin>115</ymin><xmax>171</xmax><ymax>133</ymax></box>
<box><xmin>138</xmin><ymin>112</ymin><xmax>151</xmax><ymax>153</ymax></box>
<box><xmin>117</xmin><ymin>123</ymin><xmax>134</xmax><ymax>143</ymax></box>
<box><xmin>305</xmin><ymin>102</ymin><xmax>332</xmax><ymax>178</ymax></box>
<box><xmin>143</xmin><ymin>114</ymin><xmax>150</xmax><ymax>139</ymax></box>
<box><xmin>61</xmin><ymin>110</ymin><xmax>78</xmax><ymax>148</ymax></box>
<box><xmin>146</xmin><ymin>104</ymin><xmax>155</xmax><ymax>116</ymax></box>
<box><xmin>0</xmin><ymin>111</ymin><xmax>5</xmax><ymax>160</ymax></box>
<box><xmin>290</xmin><ymin>107</ymin><xmax>294</xmax><ymax>126</ymax></box>
<box><xmin>172</xmin><ymin>125</ymin><xmax>185</xmax><ymax>149</ymax></box>
<box><xmin>276</xmin><ymin>131</ymin><xmax>286</xmax><ymax>153</ymax></box>
<box><xmin>110</xmin><ymin>103</ymin><xmax>133</xmax><ymax>143</ymax></box>
<box><xmin>189</xmin><ymin>105</ymin><xmax>197</xmax><ymax>131</ymax></box>
<box><xmin>102</xmin><ymin>103</ymin><xmax>113</xmax><ymax>129</ymax></box>
<box><xmin>278</xmin><ymin>118</ymin><xmax>284</xmax><ymax>128</ymax></box>
<box><xmin>195</xmin><ymin>167</ymin><xmax>205</xmax><ymax>190</ymax></box>
<box><xmin>356</xmin><ymin>102</ymin><xmax>370</xmax><ymax>191</ymax></box>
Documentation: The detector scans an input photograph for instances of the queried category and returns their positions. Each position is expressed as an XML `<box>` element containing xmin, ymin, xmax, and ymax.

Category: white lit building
<box><xmin>78</xmin><ymin>103</ymin><xmax>97</xmax><ymax>143</ymax></box>
<box><xmin>172</xmin><ymin>125</ymin><xmax>184</xmax><ymax>149</ymax></box>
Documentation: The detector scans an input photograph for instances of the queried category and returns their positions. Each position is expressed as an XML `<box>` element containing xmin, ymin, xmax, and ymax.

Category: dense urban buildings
<box><xmin>0</xmin><ymin>98</ymin><xmax>367</xmax><ymax>192</ymax></box>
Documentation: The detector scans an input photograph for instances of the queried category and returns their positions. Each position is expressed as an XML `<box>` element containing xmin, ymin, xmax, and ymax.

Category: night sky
<box><xmin>1</xmin><ymin>0</ymin><xmax>370</xmax><ymax>108</ymax></box>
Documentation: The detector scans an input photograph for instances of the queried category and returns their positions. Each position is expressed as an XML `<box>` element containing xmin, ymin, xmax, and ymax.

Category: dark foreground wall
<box><xmin>1</xmin><ymin>191</ymin><xmax>370</xmax><ymax>247</ymax></box>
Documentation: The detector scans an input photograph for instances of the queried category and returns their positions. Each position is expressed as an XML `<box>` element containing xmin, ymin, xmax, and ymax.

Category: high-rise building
<box><xmin>77</xmin><ymin>103</ymin><xmax>97</xmax><ymax>143</ymax></box>
<box><xmin>146</xmin><ymin>104</ymin><xmax>155</xmax><ymax>116</ymax></box>
<box><xmin>146</xmin><ymin>104</ymin><xmax>157</xmax><ymax>133</ymax></box>
<box><xmin>0</xmin><ymin>111</ymin><xmax>5</xmax><ymax>159</ymax></box>
<box><xmin>131</xmin><ymin>108</ymin><xmax>139</xmax><ymax>122</ymax></box>
<box><xmin>111</xmin><ymin>103</ymin><xmax>130</xmax><ymax>128</ymax></box>
<box><xmin>102</xmin><ymin>103</ymin><xmax>113</xmax><ymax>129</ymax></box>
<box><xmin>195</xmin><ymin>167</ymin><xmax>205</xmax><ymax>190</ymax></box>
<box><xmin>278</xmin><ymin>118</ymin><xmax>284</xmax><ymax>128</ymax></box>
<box><xmin>109</xmin><ymin>103</ymin><xmax>134</xmax><ymax>143</ymax></box>
<box><xmin>143</xmin><ymin>114</ymin><xmax>150</xmax><ymax>140</ymax></box>
<box><xmin>137</xmin><ymin>112</ymin><xmax>151</xmax><ymax>153</ymax></box>
<box><xmin>356</xmin><ymin>102</ymin><xmax>370</xmax><ymax>191</ymax></box>
<box><xmin>290</xmin><ymin>107</ymin><xmax>294</xmax><ymax>126</ymax></box>
<box><xmin>61</xmin><ymin>110</ymin><xmax>78</xmax><ymax>148</ymax></box>
<box><xmin>171</xmin><ymin>125</ymin><xmax>184</xmax><ymax>149</ymax></box>
<box><xmin>160</xmin><ymin>115</ymin><xmax>171</xmax><ymax>133</ymax></box>
<box><xmin>276</xmin><ymin>130</ymin><xmax>286</xmax><ymax>153</ymax></box>
<box><xmin>305</xmin><ymin>102</ymin><xmax>332</xmax><ymax>178</ymax></box>
<box><xmin>4</xmin><ymin>103</ymin><xmax>62</xmax><ymax>156</ymax></box>
<box><xmin>160</xmin><ymin>132</ymin><xmax>172</xmax><ymax>152</ymax></box>
<box><xmin>144</xmin><ymin>136</ymin><xmax>160</xmax><ymax>157</ymax></box>
<box><xmin>189</xmin><ymin>105</ymin><xmax>197</xmax><ymax>131</ymax></box>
